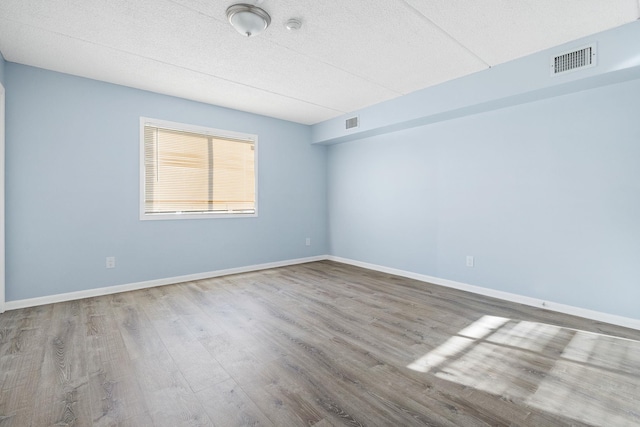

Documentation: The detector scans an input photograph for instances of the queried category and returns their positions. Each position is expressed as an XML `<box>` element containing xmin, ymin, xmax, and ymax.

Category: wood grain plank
<box><xmin>83</xmin><ymin>295</ymin><xmax>149</xmax><ymax>426</ymax></box>
<box><xmin>1</xmin><ymin>261</ymin><xmax>640</xmax><ymax>426</ymax></box>
<box><xmin>31</xmin><ymin>301</ymin><xmax>92</xmax><ymax>426</ymax></box>
<box><xmin>83</xmin><ymin>296</ymin><xmax>134</xmax><ymax>377</ymax></box>
<box><xmin>197</xmin><ymin>378</ymin><xmax>274</xmax><ymax>427</ymax></box>
<box><xmin>89</xmin><ymin>371</ymin><xmax>148</xmax><ymax>427</ymax></box>
<box><xmin>139</xmin><ymin>287</ymin><xmax>231</xmax><ymax>393</ymax></box>
<box><xmin>110</xmin><ymin>292</ymin><xmax>168</xmax><ymax>360</ymax></box>
<box><xmin>0</xmin><ymin>306</ymin><xmax>55</xmax><ymax>426</ymax></box>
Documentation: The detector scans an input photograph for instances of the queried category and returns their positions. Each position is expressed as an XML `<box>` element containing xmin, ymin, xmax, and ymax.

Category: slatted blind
<box><xmin>144</xmin><ymin>124</ymin><xmax>255</xmax><ymax>215</ymax></box>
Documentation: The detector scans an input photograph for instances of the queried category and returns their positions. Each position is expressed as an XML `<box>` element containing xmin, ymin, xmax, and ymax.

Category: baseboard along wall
<box><xmin>4</xmin><ymin>256</ymin><xmax>327</xmax><ymax>311</ymax></box>
<box><xmin>4</xmin><ymin>254</ymin><xmax>639</xmax><ymax>331</ymax></box>
<box><xmin>327</xmin><ymin>256</ymin><xmax>640</xmax><ymax>331</ymax></box>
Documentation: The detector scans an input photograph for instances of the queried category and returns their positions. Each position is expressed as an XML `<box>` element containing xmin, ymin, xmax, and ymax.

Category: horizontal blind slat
<box><xmin>144</xmin><ymin>124</ymin><xmax>256</xmax><ymax>214</ymax></box>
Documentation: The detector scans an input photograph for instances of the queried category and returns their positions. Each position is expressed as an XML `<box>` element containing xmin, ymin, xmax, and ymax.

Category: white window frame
<box><xmin>139</xmin><ymin>117</ymin><xmax>258</xmax><ymax>220</ymax></box>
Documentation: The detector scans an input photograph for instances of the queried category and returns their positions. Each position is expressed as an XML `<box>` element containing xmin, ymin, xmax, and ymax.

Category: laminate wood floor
<box><xmin>1</xmin><ymin>261</ymin><xmax>639</xmax><ymax>426</ymax></box>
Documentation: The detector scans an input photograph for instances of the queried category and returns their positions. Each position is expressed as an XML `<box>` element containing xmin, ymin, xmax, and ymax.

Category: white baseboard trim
<box><xmin>7</xmin><ymin>254</ymin><xmax>639</xmax><ymax>331</ymax></box>
<box><xmin>327</xmin><ymin>256</ymin><xmax>640</xmax><ymax>331</ymax></box>
<box><xmin>4</xmin><ymin>255</ymin><xmax>328</xmax><ymax>311</ymax></box>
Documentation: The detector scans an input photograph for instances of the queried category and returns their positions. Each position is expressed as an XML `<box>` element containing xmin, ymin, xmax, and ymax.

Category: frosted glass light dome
<box><xmin>226</xmin><ymin>4</ymin><xmax>271</xmax><ymax>37</ymax></box>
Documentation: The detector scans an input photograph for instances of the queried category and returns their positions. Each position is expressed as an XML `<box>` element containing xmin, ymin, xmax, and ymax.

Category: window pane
<box><xmin>212</xmin><ymin>139</ymin><xmax>255</xmax><ymax>212</ymax></box>
<box><xmin>142</xmin><ymin>120</ymin><xmax>256</xmax><ymax>218</ymax></box>
<box><xmin>146</xmin><ymin>128</ymin><xmax>211</xmax><ymax>213</ymax></box>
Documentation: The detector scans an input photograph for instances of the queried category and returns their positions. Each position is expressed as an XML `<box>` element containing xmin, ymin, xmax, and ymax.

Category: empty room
<box><xmin>1</xmin><ymin>1</ymin><xmax>639</xmax><ymax>426</ymax></box>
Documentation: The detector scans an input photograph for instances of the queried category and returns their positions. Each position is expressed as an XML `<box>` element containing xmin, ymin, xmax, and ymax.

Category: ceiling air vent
<box><xmin>345</xmin><ymin>116</ymin><xmax>359</xmax><ymax>130</ymax></box>
<box><xmin>551</xmin><ymin>44</ymin><xmax>596</xmax><ymax>76</ymax></box>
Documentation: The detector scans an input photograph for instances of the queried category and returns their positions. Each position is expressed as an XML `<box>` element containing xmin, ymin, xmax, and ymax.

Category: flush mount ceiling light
<box><xmin>226</xmin><ymin>3</ymin><xmax>271</xmax><ymax>37</ymax></box>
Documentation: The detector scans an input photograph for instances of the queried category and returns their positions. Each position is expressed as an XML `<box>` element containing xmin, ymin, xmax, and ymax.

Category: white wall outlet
<box><xmin>106</xmin><ymin>256</ymin><xmax>116</xmax><ymax>269</ymax></box>
<box><xmin>305</xmin><ymin>237</ymin><xmax>311</xmax><ymax>246</ymax></box>
<box><xmin>466</xmin><ymin>255</ymin><xmax>474</xmax><ymax>267</ymax></box>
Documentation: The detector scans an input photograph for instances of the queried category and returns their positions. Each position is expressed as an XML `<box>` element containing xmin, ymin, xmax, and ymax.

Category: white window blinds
<box><xmin>142</xmin><ymin>121</ymin><xmax>256</xmax><ymax>217</ymax></box>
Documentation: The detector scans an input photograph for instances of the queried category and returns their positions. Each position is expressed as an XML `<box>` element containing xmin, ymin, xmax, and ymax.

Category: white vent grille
<box><xmin>345</xmin><ymin>116</ymin><xmax>359</xmax><ymax>129</ymax></box>
<box><xmin>551</xmin><ymin>44</ymin><xmax>596</xmax><ymax>75</ymax></box>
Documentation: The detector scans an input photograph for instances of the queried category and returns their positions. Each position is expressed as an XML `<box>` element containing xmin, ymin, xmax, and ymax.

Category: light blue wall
<box><xmin>5</xmin><ymin>63</ymin><xmax>327</xmax><ymax>301</ymax></box>
<box><xmin>328</xmin><ymin>78</ymin><xmax>640</xmax><ymax>319</ymax></box>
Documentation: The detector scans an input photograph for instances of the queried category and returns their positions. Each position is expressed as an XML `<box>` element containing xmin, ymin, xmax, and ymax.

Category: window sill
<box><xmin>140</xmin><ymin>212</ymin><xmax>258</xmax><ymax>221</ymax></box>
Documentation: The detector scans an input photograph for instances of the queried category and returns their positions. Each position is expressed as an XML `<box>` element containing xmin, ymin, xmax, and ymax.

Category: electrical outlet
<box><xmin>466</xmin><ymin>256</ymin><xmax>474</xmax><ymax>267</ymax></box>
<box><xmin>106</xmin><ymin>256</ymin><xmax>116</xmax><ymax>269</ymax></box>
<box><xmin>305</xmin><ymin>237</ymin><xmax>311</xmax><ymax>246</ymax></box>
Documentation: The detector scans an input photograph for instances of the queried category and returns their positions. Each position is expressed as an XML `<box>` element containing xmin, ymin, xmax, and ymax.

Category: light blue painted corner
<box><xmin>328</xmin><ymin>78</ymin><xmax>640</xmax><ymax>320</ymax></box>
<box><xmin>5</xmin><ymin>64</ymin><xmax>328</xmax><ymax>301</ymax></box>
<box><xmin>325</xmin><ymin>20</ymin><xmax>640</xmax><ymax>321</ymax></box>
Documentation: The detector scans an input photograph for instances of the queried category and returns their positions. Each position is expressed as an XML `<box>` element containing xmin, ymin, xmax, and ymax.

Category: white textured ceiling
<box><xmin>0</xmin><ymin>0</ymin><xmax>638</xmax><ymax>124</ymax></box>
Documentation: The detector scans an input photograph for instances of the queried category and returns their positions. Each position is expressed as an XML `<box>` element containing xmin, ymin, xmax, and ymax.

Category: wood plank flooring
<box><xmin>1</xmin><ymin>260</ymin><xmax>639</xmax><ymax>426</ymax></box>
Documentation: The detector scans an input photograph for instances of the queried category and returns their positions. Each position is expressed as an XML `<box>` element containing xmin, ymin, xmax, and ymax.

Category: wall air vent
<box><xmin>551</xmin><ymin>44</ymin><xmax>596</xmax><ymax>76</ymax></box>
<box><xmin>345</xmin><ymin>116</ymin><xmax>359</xmax><ymax>130</ymax></box>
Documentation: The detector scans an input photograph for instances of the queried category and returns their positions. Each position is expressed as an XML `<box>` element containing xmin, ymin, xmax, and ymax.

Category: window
<box><xmin>140</xmin><ymin>118</ymin><xmax>257</xmax><ymax>220</ymax></box>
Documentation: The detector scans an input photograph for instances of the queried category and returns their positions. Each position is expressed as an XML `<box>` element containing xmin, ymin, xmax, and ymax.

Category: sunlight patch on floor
<box><xmin>408</xmin><ymin>315</ymin><xmax>640</xmax><ymax>426</ymax></box>
<box><xmin>407</xmin><ymin>315</ymin><xmax>509</xmax><ymax>373</ymax></box>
